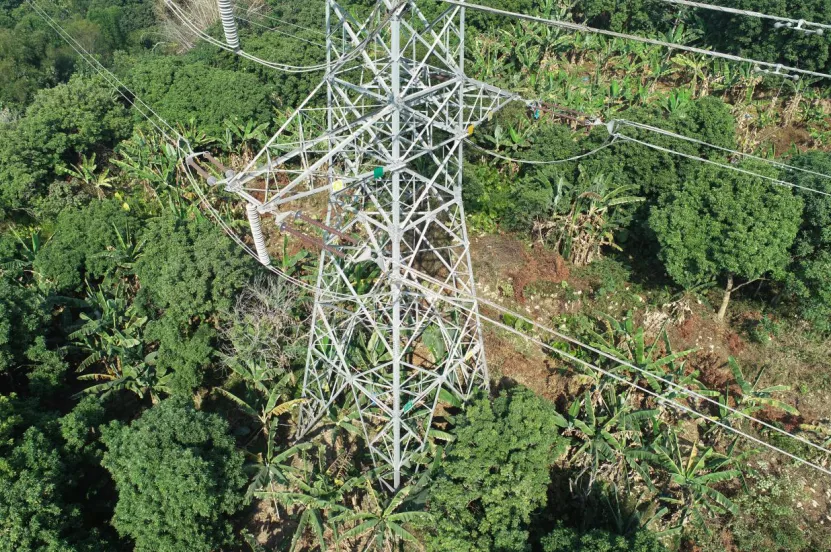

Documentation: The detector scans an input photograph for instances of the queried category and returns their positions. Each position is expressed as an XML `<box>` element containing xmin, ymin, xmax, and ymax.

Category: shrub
<box><xmin>573</xmin><ymin>0</ymin><xmax>674</xmax><ymax>33</ymax></box>
<box><xmin>701</xmin><ymin>0</ymin><xmax>831</xmax><ymax>73</ymax></box>
<box><xmin>541</xmin><ymin>523</ymin><xmax>668</xmax><ymax>552</ymax></box>
<box><xmin>0</xmin><ymin>275</ymin><xmax>47</xmax><ymax>375</ymax></box>
<box><xmin>0</xmin><ymin>427</ymin><xmax>101</xmax><ymax>552</ymax></box>
<box><xmin>145</xmin><ymin>318</ymin><xmax>216</xmax><ymax>397</ymax></box>
<box><xmin>0</xmin><ymin>75</ymin><xmax>131</xmax><ymax>215</ymax></box>
<box><xmin>785</xmin><ymin>151</ymin><xmax>831</xmax><ymax>334</ymax></box>
<box><xmin>101</xmin><ymin>399</ymin><xmax>247</xmax><ymax>552</ymax></box>
<box><xmin>134</xmin><ymin>214</ymin><xmax>252</xmax><ymax>328</ymax></box>
<box><xmin>427</xmin><ymin>387</ymin><xmax>568</xmax><ymax>552</ymax></box>
<box><xmin>126</xmin><ymin>55</ymin><xmax>271</xmax><ymax>138</ymax></box>
<box><xmin>33</xmin><ymin>199</ymin><xmax>138</xmax><ymax>293</ymax></box>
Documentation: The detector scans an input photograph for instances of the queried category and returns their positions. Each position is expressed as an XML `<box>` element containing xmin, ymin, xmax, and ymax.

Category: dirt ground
<box><xmin>469</xmin><ymin>231</ymin><xmax>831</xmax><ymax>535</ymax></box>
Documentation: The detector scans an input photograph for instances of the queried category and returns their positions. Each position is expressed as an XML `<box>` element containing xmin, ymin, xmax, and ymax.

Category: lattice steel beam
<box><xmin>219</xmin><ymin>0</ymin><xmax>516</xmax><ymax>488</ymax></box>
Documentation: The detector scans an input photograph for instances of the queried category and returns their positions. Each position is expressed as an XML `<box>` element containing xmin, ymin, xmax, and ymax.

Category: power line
<box><xmin>164</xmin><ymin>0</ymin><xmax>332</xmax><ymax>73</ymax></box>
<box><xmin>28</xmin><ymin>0</ymin><xmax>181</xmax><ymax>143</ymax></box>
<box><xmin>479</xmin><ymin>308</ymin><xmax>831</xmax><ymax>476</ymax></box>
<box><xmin>615</xmin><ymin>132</ymin><xmax>831</xmax><ymax>197</ymax></box>
<box><xmin>654</xmin><ymin>0</ymin><xmax>830</xmax><ymax>34</ymax></box>
<box><xmin>29</xmin><ymin>0</ymin><xmax>349</xmax><ymax>299</ymax></box>
<box><xmin>465</xmin><ymin>136</ymin><xmax>618</xmax><ymax>165</ymax></box>
<box><xmin>402</xmin><ymin>265</ymin><xmax>831</xmax><ymax>470</ymax></box>
<box><xmin>465</xmin><ymin>94</ymin><xmax>831</xmax><ymax>197</ymax></box>
<box><xmin>234</xmin><ymin>14</ymin><xmax>327</xmax><ymax>48</ymax></box>
<box><xmin>233</xmin><ymin>3</ymin><xmax>329</xmax><ymax>37</ymax></box>
<box><xmin>441</xmin><ymin>0</ymin><xmax>831</xmax><ymax>81</ymax></box>
<box><xmin>616</xmin><ymin>119</ymin><xmax>831</xmax><ymax>185</ymax></box>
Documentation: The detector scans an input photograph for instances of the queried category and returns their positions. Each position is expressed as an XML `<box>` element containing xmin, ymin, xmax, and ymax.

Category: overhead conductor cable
<box><xmin>441</xmin><ymin>0</ymin><xmax>831</xmax><ymax>81</ymax></box>
<box><xmin>655</xmin><ymin>0</ymin><xmax>830</xmax><ymax>35</ymax></box>
<box><xmin>34</xmin><ymin>0</ymin><xmax>831</xmax><ymax>478</ymax></box>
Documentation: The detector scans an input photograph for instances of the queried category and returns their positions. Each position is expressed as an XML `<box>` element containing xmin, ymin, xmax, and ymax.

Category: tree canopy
<box><xmin>100</xmin><ymin>399</ymin><xmax>247</xmax><ymax>552</ymax></box>
<box><xmin>0</xmin><ymin>75</ymin><xmax>132</xmax><ymax>215</ymax></box>
<box><xmin>427</xmin><ymin>387</ymin><xmax>568</xmax><ymax>552</ymax></box>
<box><xmin>125</xmin><ymin>55</ymin><xmax>272</xmax><ymax>137</ymax></box>
<box><xmin>649</xmin><ymin>163</ymin><xmax>803</xmax><ymax>315</ymax></box>
<box><xmin>134</xmin><ymin>214</ymin><xmax>252</xmax><ymax>328</ymax></box>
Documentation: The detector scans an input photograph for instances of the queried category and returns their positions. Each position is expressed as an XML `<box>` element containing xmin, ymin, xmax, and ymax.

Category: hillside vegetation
<box><xmin>1</xmin><ymin>0</ymin><xmax>830</xmax><ymax>551</ymax></box>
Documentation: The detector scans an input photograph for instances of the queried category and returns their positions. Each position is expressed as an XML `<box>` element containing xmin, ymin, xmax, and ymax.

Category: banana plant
<box><xmin>246</xmin><ymin>435</ymin><xmax>314</xmax><ymax>504</ymax></box>
<box><xmin>347</xmin><ymin>260</ymin><xmax>382</xmax><ymax>295</ymax></box>
<box><xmin>77</xmin><ymin>350</ymin><xmax>170</xmax><ymax>402</ymax></box>
<box><xmin>261</xmin><ymin>452</ymin><xmax>374</xmax><ymax>552</ymax></box>
<box><xmin>481</xmin><ymin>121</ymin><xmax>535</xmax><ymax>153</ymax></box>
<box><xmin>332</xmin><ymin>483</ymin><xmax>433</xmax><ymax>551</ymax></box>
<box><xmin>348</xmin><ymin>330</ymin><xmax>392</xmax><ymax>372</ymax></box>
<box><xmin>70</xmin><ymin>284</ymin><xmax>158</xmax><ymax>400</ymax></box>
<box><xmin>93</xmin><ymin>223</ymin><xmax>145</xmax><ymax>279</ymax></box>
<box><xmin>113</xmin><ymin>130</ymin><xmax>182</xmax><ymax>198</ymax></box>
<box><xmin>632</xmin><ymin>431</ymin><xmax>741</xmax><ymax>527</ymax></box>
<box><xmin>214</xmin><ymin>382</ymin><xmax>304</xmax><ymax>441</ymax></box>
<box><xmin>717</xmin><ymin>357</ymin><xmax>799</xmax><ymax>419</ymax></box>
<box><xmin>538</xmin><ymin>172</ymin><xmax>644</xmax><ymax>267</ymax></box>
<box><xmin>603</xmin><ymin>485</ymin><xmax>672</xmax><ymax>538</ymax></box>
<box><xmin>60</xmin><ymin>153</ymin><xmax>114</xmax><ymax>199</ymax></box>
<box><xmin>280</xmin><ymin>234</ymin><xmax>310</xmax><ymax>277</ymax></box>
<box><xmin>1</xmin><ymin>227</ymin><xmax>48</xmax><ymax>276</ymax></box>
<box><xmin>221</xmin><ymin>117</ymin><xmax>270</xmax><ymax>156</ymax></box>
<box><xmin>558</xmin><ymin>389</ymin><xmax>658</xmax><ymax>489</ymax></box>
<box><xmin>659</xmin><ymin>88</ymin><xmax>693</xmax><ymax>114</ymax></box>
<box><xmin>588</xmin><ymin>311</ymin><xmax>697</xmax><ymax>393</ymax></box>
<box><xmin>798</xmin><ymin>421</ymin><xmax>831</xmax><ymax>447</ymax></box>
<box><xmin>673</xmin><ymin>53</ymin><xmax>710</xmax><ymax>98</ymax></box>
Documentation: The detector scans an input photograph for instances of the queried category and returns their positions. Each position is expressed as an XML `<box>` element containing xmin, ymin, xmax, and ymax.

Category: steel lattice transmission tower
<box><xmin>219</xmin><ymin>0</ymin><xmax>516</xmax><ymax>487</ymax></box>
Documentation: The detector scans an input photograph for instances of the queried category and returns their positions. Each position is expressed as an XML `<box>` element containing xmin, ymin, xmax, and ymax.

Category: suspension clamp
<box><xmin>754</xmin><ymin>64</ymin><xmax>800</xmax><ymax>81</ymax></box>
<box><xmin>774</xmin><ymin>19</ymin><xmax>824</xmax><ymax>36</ymax></box>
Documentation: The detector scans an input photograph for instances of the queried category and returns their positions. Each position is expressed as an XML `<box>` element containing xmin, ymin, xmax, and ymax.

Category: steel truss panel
<box><xmin>222</xmin><ymin>0</ymin><xmax>517</xmax><ymax>488</ymax></box>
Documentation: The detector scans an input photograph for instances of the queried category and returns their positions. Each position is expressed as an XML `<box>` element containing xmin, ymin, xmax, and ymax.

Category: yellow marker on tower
<box><xmin>467</xmin><ymin>124</ymin><xmax>475</xmax><ymax>136</ymax></box>
<box><xmin>332</xmin><ymin>179</ymin><xmax>344</xmax><ymax>192</ymax></box>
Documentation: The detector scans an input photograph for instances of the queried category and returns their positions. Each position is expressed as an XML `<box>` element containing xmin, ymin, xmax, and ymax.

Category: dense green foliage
<box><xmin>0</xmin><ymin>397</ymin><xmax>115</xmax><ymax>552</ymax></box>
<box><xmin>0</xmin><ymin>75</ymin><xmax>131</xmax><ymax>215</ymax></box>
<box><xmin>101</xmin><ymin>399</ymin><xmax>247</xmax><ymax>552</ymax></box>
<box><xmin>2</xmin><ymin>1</ymin><xmax>830</xmax><ymax>551</ymax></box>
<box><xmin>0</xmin><ymin>277</ymin><xmax>46</xmax><ymax>374</ymax></box>
<box><xmin>427</xmin><ymin>388</ymin><xmax>568</xmax><ymax>551</ymax></box>
<box><xmin>134</xmin><ymin>214</ymin><xmax>252</xmax><ymax>328</ymax></box>
<box><xmin>542</xmin><ymin>523</ymin><xmax>667</xmax><ymax>552</ymax></box>
<box><xmin>126</xmin><ymin>56</ymin><xmax>272</xmax><ymax>137</ymax></box>
<box><xmin>575</xmin><ymin>0</ymin><xmax>831</xmax><ymax>73</ymax></box>
<box><xmin>701</xmin><ymin>0</ymin><xmax>831</xmax><ymax>73</ymax></box>
<box><xmin>649</xmin><ymin>164</ymin><xmax>803</xmax><ymax>289</ymax></box>
<box><xmin>34</xmin><ymin>199</ymin><xmax>136</xmax><ymax>292</ymax></box>
<box><xmin>785</xmin><ymin>151</ymin><xmax>831</xmax><ymax>333</ymax></box>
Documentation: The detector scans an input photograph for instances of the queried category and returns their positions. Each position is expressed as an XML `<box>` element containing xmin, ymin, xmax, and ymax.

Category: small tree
<box><xmin>134</xmin><ymin>214</ymin><xmax>252</xmax><ymax>329</ymax></box>
<box><xmin>0</xmin><ymin>74</ymin><xmax>132</xmax><ymax>214</ymax></box>
<box><xmin>0</xmin><ymin>275</ymin><xmax>46</xmax><ymax>376</ymax></box>
<box><xmin>649</xmin><ymin>163</ymin><xmax>803</xmax><ymax>319</ymax></box>
<box><xmin>786</xmin><ymin>151</ymin><xmax>831</xmax><ymax>334</ymax></box>
<box><xmin>33</xmin><ymin>200</ymin><xmax>137</xmax><ymax>293</ymax></box>
<box><xmin>427</xmin><ymin>387</ymin><xmax>568</xmax><ymax>552</ymax></box>
<box><xmin>101</xmin><ymin>399</ymin><xmax>247</xmax><ymax>552</ymax></box>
